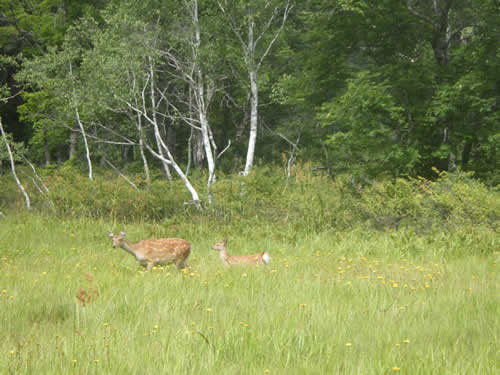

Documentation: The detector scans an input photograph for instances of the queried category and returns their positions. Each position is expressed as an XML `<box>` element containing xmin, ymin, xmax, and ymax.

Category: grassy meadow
<box><xmin>0</xmin><ymin>168</ymin><xmax>499</xmax><ymax>374</ymax></box>
<box><xmin>0</xmin><ymin>214</ymin><xmax>498</xmax><ymax>374</ymax></box>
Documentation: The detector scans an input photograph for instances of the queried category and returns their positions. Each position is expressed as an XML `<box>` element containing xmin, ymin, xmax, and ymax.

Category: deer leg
<box><xmin>176</xmin><ymin>258</ymin><xmax>188</xmax><ymax>270</ymax></box>
<box><xmin>146</xmin><ymin>262</ymin><xmax>153</xmax><ymax>272</ymax></box>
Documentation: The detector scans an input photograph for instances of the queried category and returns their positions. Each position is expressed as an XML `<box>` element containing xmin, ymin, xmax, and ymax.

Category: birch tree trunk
<box><xmin>148</xmin><ymin>57</ymin><xmax>172</xmax><ymax>181</ymax></box>
<box><xmin>69</xmin><ymin>130</ymin><xmax>77</xmax><ymax>160</ymax></box>
<box><xmin>218</xmin><ymin>0</ymin><xmax>292</xmax><ymax>176</ymax></box>
<box><xmin>244</xmin><ymin>69</ymin><xmax>259</xmax><ymax>175</ymax></box>
<box><xmin>146</xmin><ymin>127</ymin><xmax>202</xmax><ymax>206</ymax></box>
<box><xmin>0</xmin><ymin>118</ymin><xmax>31</xmax><ymax>210</ymax></box>
<box><xmin>136</xmin><ymin>114</ymin><xmax>151</xmax><ymax>187</ymax></box>
<box><xmin>188</xmin><ymin>0</ymin><xmax>217</xmax><ymax>203</ymax></box>
<box><xmin>192</xmin><ymin>129</ymin><xmax>205</xmax><ymax>168</ymax></box>
<box><xmin>129</xmin><ymin>72</ymin><xmax>151</xmax><ymax>186</ymax></box>
<box><xmin>188</xmin><ymin>87</ymin><xmax>205</xmax><ymax>169</ymax></box>
<box><xmin>42</xmin><ymin>127</ymin><xmax>51</xmax><ymax>166</ymax></box>
<box><xmin>125</xmin><ymin>98</ymin><xmax>202</xmax><ymax>206</ymax></box>
<box><xmin>69</xmin><ymin>62</ymin><xmax>93</xmax><ymax>180</ymax></box>
<box><xmin>124</xmin><ymin>68</ymin><xmax>202</xmax><ymax>207</ymax></box>
<box><xmin>74</xmin><ymin>105</ymin><xmax>93</xmax><ymax>180</ymax></box>
<box><xmin>198</xmin><ymin>104</ymin><xmax>216</xmax><ymax>203</ymax></box>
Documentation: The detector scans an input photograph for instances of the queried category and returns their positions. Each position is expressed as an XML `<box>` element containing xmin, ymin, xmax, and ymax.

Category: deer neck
<box><xmin>218</xmin><ymin>247</ymin><xmax>230</xmax><ymax>265</ymax></box>
<box><xmin>119</xmin><ymin>240</ymin><xmax>141</xmax><ymax>259</ymax></box>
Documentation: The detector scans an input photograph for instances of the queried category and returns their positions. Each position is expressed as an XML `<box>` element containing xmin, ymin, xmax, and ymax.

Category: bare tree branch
<box><xmin>217</xmin><ymin>139</ymin><xmax>231</xmax><ymax>159</ymax></box>
<box><xmin>406</xmin><ymin>2</ymin><xmax>436</xmax><ymax>27</ymax></box>
<box><xmin>0</xmin><ymin>117</ymin><xmax>30</xmax><ymax>210</ymax></box>
<box><xmin>103</xmin><ymin>159</ymin><xmax>139</xmax><ymax>191</ymax></box>
<box><xmin>257</xmin><ymin>0</ymin><xmax>292</xmax><ymax>70</ymax></box>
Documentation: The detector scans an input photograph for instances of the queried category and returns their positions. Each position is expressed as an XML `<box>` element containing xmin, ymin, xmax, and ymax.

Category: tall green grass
<box><xmin>0</xmin><ymin>214</ymin><xmax>498</xmax><ymax>374</ymax></box>
<box><xmin>0</xmin><ymin>166</ymin><xmax>498</xmax><ymax>373</ymax></box>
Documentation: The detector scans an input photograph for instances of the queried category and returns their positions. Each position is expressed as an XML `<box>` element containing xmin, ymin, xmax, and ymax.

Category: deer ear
<box><xmin>107</xmin><ymin>232</ymin><xmax>114</xmax><ymax>238</ymax></box>
<box><xmin>223</xmin><ymin>238</ymin><xmax>228</xmax><ymax>244</ymax></box>
<box><xmin>120</xmin><ymin>231</ymin><xmax>126</xmax><ymax>236</ymax></box>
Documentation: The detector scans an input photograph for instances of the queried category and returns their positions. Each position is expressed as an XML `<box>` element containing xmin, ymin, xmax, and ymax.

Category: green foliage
<box><xmin>0</xmin><ymin>55</ymin><xmax>17</xmax><ymax>98</ymax></box>
<box><xmin>0</xmin><ymin>0</ymin><xmax>107</xmax><ymax>49</ymax></box>
<box><xmin>32</xmin><ymin>166</ymin><xmax>180</xmax><ymax>221</ymax></box>
<box><xmin>16</xmin><ymin>42</ymin><xmax>81</xmax><ymax>162</ymax></box>
<box><xmin>318</xmin><ymin>71</ymin><xmax>420</xmax><ymax>178</ymax></box>
<box><xmin>0</xmin><ymin>131</ymin><xmax>26</xmax><ymax>165</ymax></box>
<box><xmin>425</xmin><ymin>69</ymin><xmax>499</xmax><ymax>167</ymax></box>
<box><xmin>1</xmin><ymin>166</ymin><xmax>497</xmax><ymax>253</ymax></box>
<box><xmin>4</xmin><ymin>0</ymin><xmax>499</xmax><ymax>183</ymax></box>
<box><xmin>0</xmin><ymin>173</ymin><xmax>20</xmax><ymax>209</ymax></box>
<box><xmin>355</xmin><ymin>170</ymin><xmax>499</xmax><ymax>237</ymax></box>
<box><xmin>18</xmin><ymin>90</ymin><xmax>70</xmax><ymax>163</ymax></box>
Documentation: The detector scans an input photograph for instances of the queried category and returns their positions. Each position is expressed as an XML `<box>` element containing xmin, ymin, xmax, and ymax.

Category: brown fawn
<box><xmin>212</xmin><ymin>238</ymin><xmax>270</xmax><ymax>267</ymax></box>
<box><xmin>107</xmin><ymin>231</ymin><xmax>191</xmax><ymax>271</ymax></box>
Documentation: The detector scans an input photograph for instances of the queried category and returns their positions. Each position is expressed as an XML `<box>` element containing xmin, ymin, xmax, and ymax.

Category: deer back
<box><xmin>131</xmin><ymin>238</ymin><xmax>191</xmax><ymax>262</ymax></box>
<box><xmin>226</xmin><ymin>252</ymin><xmax>269</xmax><ymax>266</ymax></box>
<box><xmin>212</xmin><ymin>239</ymin><xmax>270</xmax><ymax>267</ymax></box>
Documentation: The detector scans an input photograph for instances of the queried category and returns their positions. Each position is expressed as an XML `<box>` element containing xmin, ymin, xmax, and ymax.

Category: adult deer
<box><xmin>212</xmin><ymin>238</ymin><xmax>270</xmax><ymax>267</ymax></box>
<box><xmin>107</xmin><ymin>231</ymin><xmax>191</xmax><ymax>271</ymax></box>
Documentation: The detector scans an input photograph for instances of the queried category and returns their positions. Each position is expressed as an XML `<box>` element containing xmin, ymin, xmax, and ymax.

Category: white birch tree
<box><xmin>159</xmin><ymin>0</ymin><xmax>223</xmax><ymax>204</ymax></box>
<box><xmin>123</xmin><ymin>63</ymin><xmax>203</xmax><ymax>206</ymax></box>
<box><xmin>218</xmin><ymin>0</ymin><xmax>292</xmax><ymax>175</ymax></box>
<box><xmin>0</xmin><ymin>118</ymin><xmax>31</xmax><ymax>210</ymax></box>
<box><xmin>68</xmin><ymin>62</ymin><xmax>93</xmax><ymax>180</ymax></box>
<box><xmin>80</xmin><ymin>9</ymin><xmax>203</xmax><ymax>206</ymax></box>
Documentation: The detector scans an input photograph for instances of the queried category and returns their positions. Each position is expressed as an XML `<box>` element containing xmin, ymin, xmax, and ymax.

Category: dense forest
<box><xmin>0</xmin><ymin>0</ymin><xmax>499</xmax><ymax>205</ymax></box>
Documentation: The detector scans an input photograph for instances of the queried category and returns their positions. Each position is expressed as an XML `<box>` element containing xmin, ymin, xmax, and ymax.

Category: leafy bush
<box><xmin>38</xmin><ymin>167</ymin><xmax>195</xmax><ymax>221</ymax></box>
<box><xmin>1</xmin><ymin>164</ymin><xmax>498</xmax><ymax>243</ymax></box>
<box><xmin>355</xmin><ymin>170</ymin><xmax>499</xmax><ymax>232</ymax></box>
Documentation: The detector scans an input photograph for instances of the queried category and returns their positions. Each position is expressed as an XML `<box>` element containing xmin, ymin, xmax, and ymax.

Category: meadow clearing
<box><xmin>0</xmin><ymin>212</ymin><xmax>498</xmax><ymax>375</ymax></box>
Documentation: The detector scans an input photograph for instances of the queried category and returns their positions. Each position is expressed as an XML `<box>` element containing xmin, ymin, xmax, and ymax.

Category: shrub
<box><xmin>355</xmin><ymin>171</ymin><xmax>499</xmax><ymax>232</ymax></box>
<box><xmin>1</xmin><ymin>164</ymin><xmax>498</xmax><ymax>239</ymax></box>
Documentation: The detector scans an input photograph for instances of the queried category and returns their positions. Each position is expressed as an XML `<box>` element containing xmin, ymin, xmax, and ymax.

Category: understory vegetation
<box><xmin>1</xmin><ymin>164</ymin><xmax>499</xmax><ymax>236</ymax></box>
<box><xmin>0</xmin><ymin>166</ymin><xmax>498</xmax><ymax>374</ymax></box>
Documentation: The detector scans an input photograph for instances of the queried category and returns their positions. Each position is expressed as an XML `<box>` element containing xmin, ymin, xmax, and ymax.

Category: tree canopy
<box><xmin>1</xmin><ymin>0</ymin><xmax>498</xmax><ymax>188</ymax></box>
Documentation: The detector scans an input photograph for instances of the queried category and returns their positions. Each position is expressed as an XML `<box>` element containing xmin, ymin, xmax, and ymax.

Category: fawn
<box><xmin>107</xmin><ymin>231</ymin><xmax>191</xmax><ymax>271</ymax></box>
<box><xmin>212</xmin><ymin>238</ymin><xmax>270</xmax><ymax>267</ymax></box>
